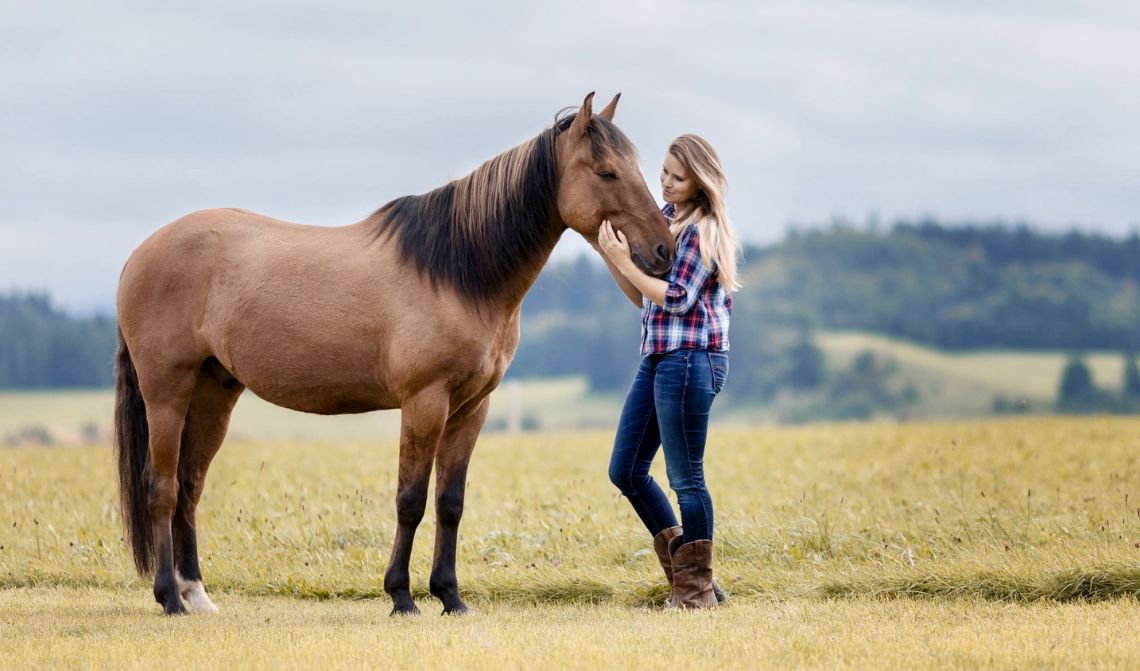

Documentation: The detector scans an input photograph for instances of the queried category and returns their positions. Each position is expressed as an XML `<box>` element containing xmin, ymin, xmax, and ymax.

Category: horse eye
<box><xmin>595</xmin><ymin>171</ymin><xmax>617</xmax><ymax>181</ymax></box>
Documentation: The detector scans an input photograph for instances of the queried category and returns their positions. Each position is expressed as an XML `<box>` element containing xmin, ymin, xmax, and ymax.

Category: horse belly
<box><xmin>220</xmin><ymin>335</ymin><xmax>397</xmax><ymax>415</ymax></box>
<box><xmin>247</xmin><ymin>383</ymin><xmax>395</xmax><ymax>415</ymax></box>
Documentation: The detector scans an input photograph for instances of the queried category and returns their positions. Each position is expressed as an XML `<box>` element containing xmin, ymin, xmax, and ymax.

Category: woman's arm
<box><xmin>598</xmin><ymin>221</ymin><xmax>669</xmax><ymax>308</ymax></box>
<box><xmin>657</xmin><ymin>228</ymin><xmax>714</xmax><ymax>315</ymax></box>
<box><xmin>600</xmin><ymin>220</ymin><xmax>716</xmax><ymax>314</ymax></box>
<box><xmin>590</xmin><ymin>239</ymin><xmax>644</xmax><ymax>307</ymax></box>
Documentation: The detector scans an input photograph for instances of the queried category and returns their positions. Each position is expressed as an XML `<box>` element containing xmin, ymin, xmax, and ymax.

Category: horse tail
<box><xmin>115</xmin><ymin>328</ymin><xmax>154</xmax><ymax>575</ymax></box>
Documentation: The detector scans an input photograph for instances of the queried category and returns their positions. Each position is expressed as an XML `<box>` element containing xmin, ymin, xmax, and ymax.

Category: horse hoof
<box><xmin>162</xmin><ymin>599</ymin><xmax>188</xmax><ymax>616</ymax></box>
<box><xmin>390</xmin><ymin>603</ymin><xmax>421</xmax><ymax>617</ymax></box>
<box><xmin>441</xmin><ymin>603</ymin><xmax>470</xmax><ymax>616</ymax></box>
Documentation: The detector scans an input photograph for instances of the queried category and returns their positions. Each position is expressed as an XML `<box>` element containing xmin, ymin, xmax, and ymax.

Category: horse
<box><xmin>114</xmin><ymin>92</ymin><xmax>675</xmax><ymax>616</ymax></box>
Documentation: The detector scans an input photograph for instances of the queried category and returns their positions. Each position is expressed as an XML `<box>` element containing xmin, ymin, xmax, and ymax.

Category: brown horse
<box><xmin>114</xmin><ymin>92</ymin><xmax>674</xmax><ymax>616</ymax></box>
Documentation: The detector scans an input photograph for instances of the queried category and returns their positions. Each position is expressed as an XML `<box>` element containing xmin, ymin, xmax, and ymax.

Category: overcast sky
<box><xmin>2</xmin><ymin>1</ymin><xmax>1139</xmax><ymax>313</ymax></box>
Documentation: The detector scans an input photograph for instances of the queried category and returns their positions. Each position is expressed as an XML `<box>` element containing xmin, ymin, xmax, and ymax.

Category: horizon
<box><xmin>2</xmin><ymin>1</ymin><xmax>1138</xmax><ymax>313</ymax></box>
<box><xmin>5</xmin><ymin>215</ymin><xmax>1138</xmax><ymax>317</ymax></box>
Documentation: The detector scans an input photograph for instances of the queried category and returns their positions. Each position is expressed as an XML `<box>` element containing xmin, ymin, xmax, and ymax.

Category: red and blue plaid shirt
<box><xmin>640</xmin><ymin>204</ymin><xmax>733</xmax><ymax>356</ymax></box>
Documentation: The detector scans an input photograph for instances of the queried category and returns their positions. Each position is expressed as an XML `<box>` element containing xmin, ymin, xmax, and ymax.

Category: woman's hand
<box><xmin>591</xmin><ymin>220</ymin><xmax>644</xmax><ymax>307</ymax></box>
<box><xmin>598</xmin><ymin>220</ymin><xmax>635</xmax><ymax>273</ymax></box>
<box><xmin>597</xmin><ymin>219</ymin><xmax>669</xmax><ymax>308</ymax></box>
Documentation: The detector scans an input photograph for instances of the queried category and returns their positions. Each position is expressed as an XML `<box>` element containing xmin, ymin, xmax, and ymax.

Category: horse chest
<box><xmin>440</xmin><ymin>318</ymin><xmax>519</xmax><ymax>397</ymax></box>
<box><xmin>468</xmin><ymin>323</ymin><xmax>519</xmax><ymax>375</ymax></box>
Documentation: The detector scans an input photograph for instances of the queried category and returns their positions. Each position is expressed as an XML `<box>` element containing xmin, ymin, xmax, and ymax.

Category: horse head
<box><xmin>555</xmin><ymin>92</ymin><xmax>675</xmax><ymax>276</ymax></box>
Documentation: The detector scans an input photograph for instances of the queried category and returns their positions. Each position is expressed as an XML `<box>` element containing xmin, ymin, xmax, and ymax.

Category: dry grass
<box><xmin>3</xmin><ymin>416</ymin><xmax>1140</xmax><ymax>667</ymax></box>
<box><xmin>3</xmin><ymin>587</ymin><xmax>1139</xmax><ymax>670</ymax></box>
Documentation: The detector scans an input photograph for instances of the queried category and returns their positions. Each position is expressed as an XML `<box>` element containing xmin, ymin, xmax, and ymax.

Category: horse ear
<box><xmin>599</xmin><ymin>93</ymin><xmax>620</xmax><ymax>121</ymax></box>
<box><xmin>569</xmin><ymin>91</ymin><xmax>595</xmax><ymax>138</ymax></box>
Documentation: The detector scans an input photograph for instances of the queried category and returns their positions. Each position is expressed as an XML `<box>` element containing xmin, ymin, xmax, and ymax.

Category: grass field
<box><xmin>4</xmin><ymin>588</ymin><xmax>1138</xmax><ymax>669</ymax></box>
<box><xmin>815</xmin><ymin>331</ymin><xmax>1128</xmax><ymax>418</ymax></box>
<box><xmin>0</xmin><ymin>378</ymin><xmax>619</xmax><ymax>447</ymax></box>
<box><xmin>2</xmin><ymin>333</ymin><xmax>1128</xmax><ymax>446</ymax></box>
<box><xmin>3</xmin><ymin>416</ymin><xmax>1140</xmax><ymax>668</ymax></box>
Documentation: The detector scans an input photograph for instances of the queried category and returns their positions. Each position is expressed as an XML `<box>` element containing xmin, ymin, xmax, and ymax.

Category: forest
<box><xmin>4</xmin><ymin>219</ymin><xmax>1139</xmax><ymax>415</ymax></box>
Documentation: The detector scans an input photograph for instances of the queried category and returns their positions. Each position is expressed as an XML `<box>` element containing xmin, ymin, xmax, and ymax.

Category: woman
<box><xmin>597</xmin><ymin>134</ymin><xmax>738</xmax><ymax>609</ymax></box>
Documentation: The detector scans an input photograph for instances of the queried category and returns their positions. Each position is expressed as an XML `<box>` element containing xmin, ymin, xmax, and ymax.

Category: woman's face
<box><xmin>660</xmin><ymin>153</ymin><xmax>699</xmax><ymax>206</ymax></box>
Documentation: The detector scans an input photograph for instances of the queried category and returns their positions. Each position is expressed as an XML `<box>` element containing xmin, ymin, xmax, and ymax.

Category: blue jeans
<box><xmin>609</xmin><ymin>349</ymin><xmax>728</xmax><ymax>543</ymax></box>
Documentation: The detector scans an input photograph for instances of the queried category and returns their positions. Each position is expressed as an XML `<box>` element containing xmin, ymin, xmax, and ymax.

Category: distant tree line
<box><xmin>769</xmin><ymin>220</ymin><xmax>1140</xmax><ymax>350</ymax></box>
<box><xmin>0</xmin><ymin>293</ymin><xmax>116</xmax><ymax>388</ymax></box>
<box><xmin>5</xmin><ymin>219</ymin><xmax>1140</xmax><ymax>399</ymax></box>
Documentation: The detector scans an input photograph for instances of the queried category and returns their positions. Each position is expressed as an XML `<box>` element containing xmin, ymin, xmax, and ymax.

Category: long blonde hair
<box><xmin>666</xmin><ymin>134</ymin><xmax>740</xmax><ymax>290</ymax></box>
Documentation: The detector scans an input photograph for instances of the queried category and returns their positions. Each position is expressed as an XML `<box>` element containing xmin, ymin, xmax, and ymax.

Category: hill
<box><xmin>813</xmin><ymin>331</ymin><xmax>1126</xmax><ymax>418</ymax></box>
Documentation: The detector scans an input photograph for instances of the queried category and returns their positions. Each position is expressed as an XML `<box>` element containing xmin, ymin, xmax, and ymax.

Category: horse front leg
<box><xmin>384</xmin><ymin>388</ymin><xmax>449</xmax><ymax>616</ymax></box>
<box><xmin>429</xmin><ymin>397</ymin><xmax>489</xmax><ymax>615</ymax></box>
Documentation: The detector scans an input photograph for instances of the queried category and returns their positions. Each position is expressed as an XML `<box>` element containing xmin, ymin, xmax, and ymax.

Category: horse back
<box><xmin>118</xmin><ymin>208</ymin><xmax>519</xmax><ymax>415</ymax></box>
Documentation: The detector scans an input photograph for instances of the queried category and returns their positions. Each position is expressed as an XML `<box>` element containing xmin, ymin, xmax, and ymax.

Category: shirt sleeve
<box><xmin>663</xmin><ymin>227</ymin><xmax>714</xmax><ymax>315</ymax></box>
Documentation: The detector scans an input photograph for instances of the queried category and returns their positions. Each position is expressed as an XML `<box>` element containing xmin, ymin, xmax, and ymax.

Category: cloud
<box><xmin>1</xmin><ymin>0</ymin><xmax>1138</xmax><ymax>310</ymax></box>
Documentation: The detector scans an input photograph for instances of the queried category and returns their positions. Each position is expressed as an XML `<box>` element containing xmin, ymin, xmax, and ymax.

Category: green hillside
<box><xmin>813</xmin><ymin>332</ymin><xmax>1125</xmax><ymax>419</ymax></box>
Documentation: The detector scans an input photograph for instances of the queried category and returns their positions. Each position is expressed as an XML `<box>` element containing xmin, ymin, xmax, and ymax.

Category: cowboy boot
<box><xmin>667</xmin><ymin>539</ymin><xmax>717</xmax><ymax>609</ymax></box>
<box><xmin>653</xmin><ymin>526</ymin><xmax>684</xmax><ymax>586</ymax></box>
<box><xmin>661</xmin><ymin>532</ymin><xmax>727</xmax><ymax>605</ymax></box>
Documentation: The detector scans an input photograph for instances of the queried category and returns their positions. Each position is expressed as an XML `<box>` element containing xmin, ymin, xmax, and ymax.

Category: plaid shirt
<box><xmin>640</xmin><ymin>204</ymin><xmax>733</xmax><ymax>355</ymax></box>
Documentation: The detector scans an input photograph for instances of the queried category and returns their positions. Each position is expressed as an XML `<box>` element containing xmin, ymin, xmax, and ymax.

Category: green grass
<box><xmin>815</xmin><ymin>331</ymin><xmax>1129</xmax><ymax>417</ymax></box>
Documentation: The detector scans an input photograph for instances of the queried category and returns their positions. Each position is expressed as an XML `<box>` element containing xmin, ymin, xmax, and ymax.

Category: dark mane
<box><xmin>370</xmin><ymin>111</ymin><xmax>635</xmax><ymax>303</ymax></box>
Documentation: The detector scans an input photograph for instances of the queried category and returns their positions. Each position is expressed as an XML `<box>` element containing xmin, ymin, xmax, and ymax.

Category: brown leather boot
<box><xmin>667</xmin><ymin>539</ymin><xmax>717</xmax><ymax>609</ymax></box>
<box><xmin>661</xmin><ymin>533</ymin><xmax>727</xmax><ymax>605</ymax></box>
<box><xmin>653</xmin><ymin>526</ymin><xmax>684</xmax><ymax>586</ymax></box>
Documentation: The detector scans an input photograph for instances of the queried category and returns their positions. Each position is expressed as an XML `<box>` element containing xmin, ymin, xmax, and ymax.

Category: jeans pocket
<box><xmin>708</xmin><ymin>353</ymin><xmax>729</xmax><ymax>394</ymax></box>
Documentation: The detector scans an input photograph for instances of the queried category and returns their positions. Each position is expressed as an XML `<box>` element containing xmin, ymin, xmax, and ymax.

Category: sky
<box><xmin>2</xmin><ymin>0</ymin><xmax>1139</xmax><ymax>313</ymax></box>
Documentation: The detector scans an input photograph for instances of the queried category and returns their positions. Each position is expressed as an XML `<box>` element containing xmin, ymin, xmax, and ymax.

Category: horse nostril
<box><xmin>655</xmin><ymin>244</ymin><xmax>669</xmax><ymax>262</ymax></box>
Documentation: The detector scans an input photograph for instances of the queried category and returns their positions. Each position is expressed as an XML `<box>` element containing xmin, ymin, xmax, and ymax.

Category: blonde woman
<box><xmin>598</xmin><ymin>134</ymin><xmax>738</xmax><ymax>609</ymax></box>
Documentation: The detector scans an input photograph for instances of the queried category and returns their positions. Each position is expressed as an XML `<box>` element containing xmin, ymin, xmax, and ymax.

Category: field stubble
<box><xmin>3</xmin><ymin>588</ymin><xmax>1138</xmax><ymax>670</ymax></box>
<box><xmin>3</xmin><ymin>417</ymin><xmax>1140</xmax><ymax>603</ymax></box>
<box><xmin>3</xmin><ymin>417</ymin><xmax>1140</xmax><ymax>668</ymax></box>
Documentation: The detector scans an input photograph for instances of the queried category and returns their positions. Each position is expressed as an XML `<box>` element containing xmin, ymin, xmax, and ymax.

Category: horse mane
<box><xmin>371</xmin><ymin>110</ymin><xmax>636</xmax><ymax>304</ymax></box>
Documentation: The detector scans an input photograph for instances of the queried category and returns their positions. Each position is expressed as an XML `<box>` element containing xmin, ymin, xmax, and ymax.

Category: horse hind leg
<box><xmin>174</xmin><ymin>366</ymin><xmax>243</xmax><ymax>614</ymax></box>
<box><xmin>429</xmin><ymin>397</ymin><xmax>489</xmax><ymax>615</ymax></box>
<box><xmin>138</xmin><ymin>367</ymin><xmax>198</xmax><ymax>615</ymax></box>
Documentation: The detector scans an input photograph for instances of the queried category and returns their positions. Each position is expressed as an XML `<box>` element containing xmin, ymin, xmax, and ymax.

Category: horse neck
<box><xmin>450</xmin><ymin>130</ymin><xmax>566</xmax><ymax>312</ymax></box>
<box><xmin>489</xmin><ymin>212</ymin><xmax>566</xmax><ymax>314</ymax></box>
